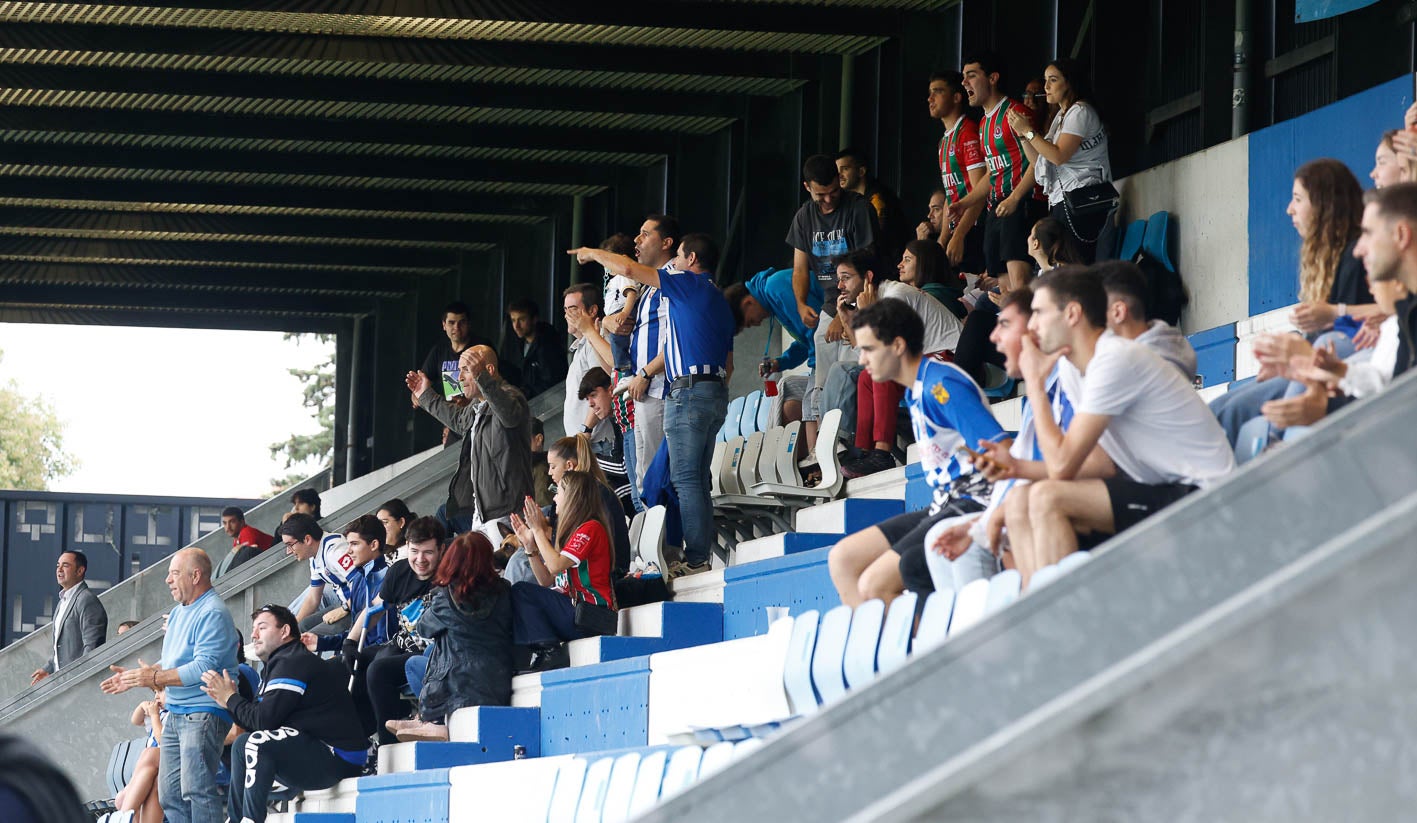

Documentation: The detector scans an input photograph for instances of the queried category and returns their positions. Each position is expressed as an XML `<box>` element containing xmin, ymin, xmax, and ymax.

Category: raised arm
<box><xmin>568</xmin><ymin>248</ymin><xmax>661</xmax><ymax>289</ymax></box>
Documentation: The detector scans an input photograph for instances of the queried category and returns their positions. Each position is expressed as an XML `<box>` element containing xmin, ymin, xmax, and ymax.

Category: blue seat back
<box><xmin>1118</xmin><ymin>218</ymin><xmax>1146</xmax><ymax>261</ymax></box>
<box><xmin>573</xmin><ymin>755</ymin><xmax>615</xmax><ymax>823</ymax></box>
<box><xmin>842</xmin><ymin>598</ymin><xmax>885</xmax><ymax>690</ymax></box>
<box><xmin>947</xmin><ymin>578</ymin><xmax>991</xmax><ymax>638</ymax></box>
<box><xmin>783</xmin><ymin>610</ymin><xmax>821</xmax><ymax>714</ymax></box>
<box><xmin>756</xmin><ymin>393</ymin><xmax>773</xmax><ymax>432</ymax></box>
<box><xmin>876</xmin><ymin>591</ymin><xmax>917</xmax><ymax>675</ymax></box>
<box><xmin>721</xmin><ymin>396</ymin><xmax>746</xmax><ymax>442</ymax></box>
<box><xmin>810</xmin><ymin>605</ymin><xmax>852</xmax><ymax>705</ymax></box>
<box><xmin>739</xmin><ymin>390</ymin><xmax>763</xmax><ymax>437</ymax></box>
<box><xmin>1143</xmin><ymin>210</ymin><xmax>1176</xmax><ymax>272</ymax></box>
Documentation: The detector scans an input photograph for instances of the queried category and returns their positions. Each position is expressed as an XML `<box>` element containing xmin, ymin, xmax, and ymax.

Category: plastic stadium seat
<box><xmin>733</xmin><ymin>738</ymin><xmax>766</xmax><ymax>759</ymax></box>
<box><xmin>782</xmin><ymin>610</ymin><xmax>821</xmax><ymax>715</ymax></box>
<box><xmin>947</xmin><ymin>578</ymin><xmax>990</xmax><ymax>638</ymax></box>
<box><xmin>546</xmin><ymin>758</ymin><xmax>589</xmax><ymax>823</ymax></box>
<box><xmin>810</xmin><ymin>605</ymin><xmax>852</xmax><ymax>705</ymax></box>
<box><xmin>626</xmin><ymin>750</ymin><xmax>671</xmax><ymax>818</ymax></box>
<box><xmin>912</xmin><ymin>590</ymin><xmax>955</xmax><ymax>654</ymax></box>
<box><xmin>1235</xmin><ymin>416</ymin><xmax>1271</xmax><ymax>465</ymax></box>
<box><xmin>876</xmin><ymin>591</ymin><xmax>917</xmax><ymax>675</ymax></box>
<box><xmin>696</xmin><ymin>741</ymin><xmax>737</xmax><ymax>780</ymax></box>
<box><xmin>756</xmin><ymin>395</ymin><xmax>772</xmax><ymax>433</ymax></box>
<box><xmin>842</xmin><ymin>599</ymin><xmax>885</xmax><ymax>690</ymax></box>
<box><xmin>984</xmin><ymin>569</ymin><xmax>1021</xmax><ymax>615</ymax></box>
<box><xmin>739</xmin><ymin>390</ymin><xmax>763</xmax><ymax>437</ymax></box>
<box><xmin>722</xmin><ymin>396</ymin><xmax>746</xmax><ymax>441</ymax></box>
<box><xmin>754</xmin><ymin>427</ymin><xmax>784</xmax><ymax>486</ymax></box>
<box><xmin>634</xmin><ymin>505</ymin><xmax>668</xmax><ymax>573</ymax></box>
<box><xmin>1057</xmin><ymin>550</ymin><xmax>1093</xmax><ymax>574</ymax></box>
<box><xmin>1118</xmin><ymin>218</ymin><xmax>1146</xmax><ymax>262</ymax></box>
<box><xmin>573</xmin><ymin>755</ymin><xmax>615</xmax><ymax>823</ymax></box>
<box><xmin>1029</xmin><ymin>564</ymin><xmax>1063</xmax><ymax>590</ymax></box>
<box><xmin>658</xmin><ymin>746</ymin><xmax>704</xmax><ymax>800</ymax></box>
<box><xmin>1143</xmin><ymin>210</ymin><xmax>1176</xmax><ymax>272</ymax></box>
<box><xmin>603</xmin><ymin>758</ymin><xmax>648</xmax><ymax>823</ymax></box>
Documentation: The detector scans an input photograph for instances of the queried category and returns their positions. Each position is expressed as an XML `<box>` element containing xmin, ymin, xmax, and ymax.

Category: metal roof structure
<box><xmin>0</xmin><ymin>0</ymin><xmax>963</xmax><ymax>333</ymax></box>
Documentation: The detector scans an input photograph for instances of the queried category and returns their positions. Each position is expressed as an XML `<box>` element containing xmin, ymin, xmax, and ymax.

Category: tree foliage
<box><xmin>0</xmin><ymin>350</ymin><xmax>77</xmax><ymax>490</ymax></box>
<box><xmin>269</xmin><ymin>334</ymin><xmax>335</xmax><ymax>492</ymax></box>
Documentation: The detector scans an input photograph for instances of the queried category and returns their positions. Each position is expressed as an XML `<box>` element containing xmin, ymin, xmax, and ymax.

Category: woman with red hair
<box><xmin>389</xmin><ymin>531</ymin><xmax>514</xmax><ymax>742</ymax></box>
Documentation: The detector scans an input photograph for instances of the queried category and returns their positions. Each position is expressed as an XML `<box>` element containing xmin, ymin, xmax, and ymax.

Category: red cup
<box><xmin>763</xmin><ymin>379</ymin><xmax>779</xmax><ymax>397</ymax></box>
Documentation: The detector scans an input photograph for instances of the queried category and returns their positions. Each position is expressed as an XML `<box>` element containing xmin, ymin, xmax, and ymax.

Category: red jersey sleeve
<box><xmin>957</xmin><ymin>118</ymin><xmax>985</xmax><ymax>170</ymax></box>
<box><xmin>561</xmin><ymin>521</ymin><xmax>605</xmax><ymax>566</ymax></box>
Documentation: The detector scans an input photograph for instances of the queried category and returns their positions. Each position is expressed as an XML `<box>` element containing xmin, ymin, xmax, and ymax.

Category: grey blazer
<box><xmin>44</xmin><ymin>581</ymin><xmax>108</xmax><ymax>673</ymax></box>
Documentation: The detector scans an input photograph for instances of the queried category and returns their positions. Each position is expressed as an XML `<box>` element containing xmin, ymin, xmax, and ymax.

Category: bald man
<box><xmin>406</xmin><ymin>344</ymin><xmax>534</xmax><ymax>536</ymax></box>
<box><xmin>101</xmin><ymin>548</ymin><xmax>239</xmax><ymax>823</ymax></box>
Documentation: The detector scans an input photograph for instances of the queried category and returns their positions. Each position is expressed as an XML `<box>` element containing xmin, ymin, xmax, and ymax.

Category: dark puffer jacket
<box><xmin>416</xmin><ymin>581</ymin><xmax>515</xmax><ymax>721</ymax></box>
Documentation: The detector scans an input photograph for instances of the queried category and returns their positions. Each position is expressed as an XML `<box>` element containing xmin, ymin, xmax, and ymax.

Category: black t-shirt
<box><xmin>785</xmin><ymin>189</ymin><xmax>878</xmax><ymax>313</ymax></box>
<box><xmin>420</xmin><ymin>336</ymin><xmax>494</xmax><ymax>402</ymax></box>
<box><xmin>379</xmin><ymin>559</ymin><xmax>434</xmax><ymax>613</ymax></box>
<box><xmin>1327</xmin><ymin>239</ymin><xmax>1373</xmax><ymax>307</ymax></box>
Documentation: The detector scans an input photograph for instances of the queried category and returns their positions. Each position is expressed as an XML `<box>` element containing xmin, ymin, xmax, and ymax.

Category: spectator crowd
<box><xmin>10</xmin><ymin>48</ymin><xmax>1415</xmax><ymax>823</ymax></box>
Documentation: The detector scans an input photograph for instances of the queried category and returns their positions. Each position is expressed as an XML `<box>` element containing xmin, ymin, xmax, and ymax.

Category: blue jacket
<box><xmin>745</xmin><ymin>267</ymin><xmax>819</xmax><ymax>371</ymax></box>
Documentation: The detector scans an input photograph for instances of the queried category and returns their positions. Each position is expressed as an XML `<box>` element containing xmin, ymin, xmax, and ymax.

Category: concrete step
<box><xmin>567</xmin><ymin>601</ymin><xmax>724</xmax><ymax>667</ymax></box>
<box><xmin>731</xmin><ymin>531</ymin><xmax>839</xmax><ymax>566</ymax></box>
<box><xmin>843</xmin><ymin>464</ymin><xmax>908</xmax><ymax>500</ymax></box>
<box><xmin>667</xmin><ymin>568</ymin><xmax>725</xmax><ymax>603</ymax></box>
<box><xmin>511</xmin><ymin>671</ymin><xmax>542</xmax><ymax>708</ymax></box>
<box><xmin>289</xmin><ymin>777</ymin><xmax>360</xmax><ymax>814</ymax></box>
<box><xmin>794</xmin><ymin>497</ymin><xmax>904</xmax><ymax>534</ymax></box>
<box><xmin>267</xmin><ymin>814</ymin><xmax>354</xmax><ymax>823</ymax></box>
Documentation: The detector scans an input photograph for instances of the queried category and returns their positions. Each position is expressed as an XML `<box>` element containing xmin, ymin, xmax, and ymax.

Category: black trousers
<box><xmin>364</xmin><ymin>647</ymin><xmax>416</xmax><ymax>745</ymax></box>
<box><xmin>952</xmin><ymin>300</ymin><xmax>1006</xmax><ymax>385</ymax></box>
<box><xmin>229</xmin><ymin>729</ymin><xmax>363</xmax><ymax>823</ymax></box>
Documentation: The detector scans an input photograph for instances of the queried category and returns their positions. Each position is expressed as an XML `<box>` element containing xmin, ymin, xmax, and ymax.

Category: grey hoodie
<box><xmin>1135</xmin><ymin>320</ymin><xmax>1198</xmax><ymax>382</ymax></box>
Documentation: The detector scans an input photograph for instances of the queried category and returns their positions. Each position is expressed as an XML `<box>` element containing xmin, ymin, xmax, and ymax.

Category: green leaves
<box><xmin>0</xmin><ymin>350</ymin><xmax>77</xmax><ymax>490</ymax></box>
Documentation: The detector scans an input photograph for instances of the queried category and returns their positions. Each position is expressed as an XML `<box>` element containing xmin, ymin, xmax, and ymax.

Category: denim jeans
<box><xmin>823</xmin><ymin>362</ymin><xmax>865</xmax><ymax>442</ymax></box>
<box><xmin>664</xmin><ymin>380</ymin><xmax>728</xmax><ymax>565</ymax></box>
<box><xmin>406</xmin><ymin>647</ymin><xmax>431</xmax><ymax>697</ymax></box>
<box><xmin>159</xmin><ymin>709</ymin><xmax>232</xmax><ymax>823</ymax></box>
<box><xmin>621</xmin><ymin>425</ymin><xmax>646</xmax><ymax>513</ymax></box>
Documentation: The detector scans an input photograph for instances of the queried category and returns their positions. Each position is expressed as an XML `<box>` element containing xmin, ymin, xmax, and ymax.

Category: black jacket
<box><xmin>1395</xmin><ymin>294</ymin><xmax>1417</xmax><ymax>379</ymax></box>
<box><xmin>417</xmin><ymin>582</ymin><xmax>515</xmax><ymax>721</ymax></box>
<box><xmin>225</xmin><ymin>640</ymin><xmax>368</xmax><ymax>754</ymax></box>
<box><xmin>500</xmin><ymin>321</ymin><xmax>568</xmax><ymax>399</ymax></box>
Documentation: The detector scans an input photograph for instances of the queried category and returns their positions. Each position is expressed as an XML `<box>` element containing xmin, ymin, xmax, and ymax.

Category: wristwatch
<box><xmin>1024</xmin><ymin>130</ymin><xmax>1036</xmax><ymax>141</ymax></box>
<box><xmin>638</xmin><ymin>369</ymin><xmax>649</xmax><ymax>380</ymax></box>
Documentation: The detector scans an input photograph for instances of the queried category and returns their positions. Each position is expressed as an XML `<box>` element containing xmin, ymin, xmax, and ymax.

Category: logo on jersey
<box><xmin>931</xmin><ymin>383</ymin><xmax>950</xmax><ymax>405</ymax></box>
<box><xmin>993</xmin><ymin>126</ymin><xmax>1003</xmax><ymax>139</ymax></box>
<box><xmin>335</xmin><ymin>551</ymin><xmax>355</xmax><ymax>571</ymax></box>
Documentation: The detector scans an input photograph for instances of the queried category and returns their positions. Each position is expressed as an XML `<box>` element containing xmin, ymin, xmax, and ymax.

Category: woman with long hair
<box><xmin>1008</xmin><ymin>58</ymin><xmax>1112</xmax><ymax>261</ymax></box>
<box><xmin>390</xmin><ymin>530</ymin><xmax>514</xmax><ymax>742</ymax></box>
<box><xmin>1026</xmin><ymin>216</ymin><xmax>1083</xmax><ymax>274</ymax></box>
<box><xmin>899</xmin><ymin>239</ymin><xmax>966</xmax><ymax>319</ymax></box>
<box><xmin>542</xmin><ymin>434</ymin><xmax>631</xmax><ymax>576</ymax></box>
<box><xmin>1209</xmin><ymin>158</ymin><xmax>1377</xmax><ymax>447</ymax></box>
<box><xmin>375</xmin><ymin>499</ymin><xmax>415</xmax><ymax>558</ymax></box>
<box><xmin>506</xmin><ymin>471</ymin><xmax>618</xmax><ymax>672</ymax></box>
<box><xmin>1372</xmin><ymin>130</ymin><xmax>1410</xmax><ymax>190</ymax></box>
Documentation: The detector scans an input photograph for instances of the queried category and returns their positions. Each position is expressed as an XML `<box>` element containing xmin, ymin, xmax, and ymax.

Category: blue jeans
<box><xmin>406</xmin><ymin>647</ymin><xmax>431</xmax><ymax>697</ymax></box>
<box><xmin>823</xmin><ymin>362</ymin><xmax>865</xmax><ymax>442</ymax></box>
<box><xmin>664</xmin><ymin>380</ymin><xmax>728</xmax><ymax>565</ymax></box>
<box><xmin>621</xmin><ymin>425</ymin><xmax>646</xmax><ymax>513</ymax></box>
<box><xmin>159</xmin><ymin>710</ymin><xmax>232</xmax><ymax>823</ymax></box>
<box><xmin>435</xmin><ymin>503</ymin><xmax>475</xmax><ymax>536</ymax></box>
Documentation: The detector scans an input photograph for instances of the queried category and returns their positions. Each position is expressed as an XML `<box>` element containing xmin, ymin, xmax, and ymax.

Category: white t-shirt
<box><xmin>604</xmin><ymin>274</ymin><xmax>637</xmax><ymax>318</ymax></box>
<box><xmin>564</xmin><ymin>328</ymin><xmax>616</xmax><ymax>444</ymax></box>
<box><xmin>1058</xmin><ymin>333</ymin><xmax>1234</xmax><ymax>487</ymax></box>
<box><xmin>1036</xmin><ymin>102</ymin><xmax>1111</xmax><ymax>206</ymax></box>
<box><xmin>877</xmin><ymin>281</ymin><xmax>963</xmax><ymax>354</ymax></box>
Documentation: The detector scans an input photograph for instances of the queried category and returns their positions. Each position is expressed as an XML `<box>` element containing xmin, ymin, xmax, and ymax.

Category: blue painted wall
<box><xmin>1247</xmin><ymin>75</ymin><xmax>1413</xmax><ymax>316</ymax></box>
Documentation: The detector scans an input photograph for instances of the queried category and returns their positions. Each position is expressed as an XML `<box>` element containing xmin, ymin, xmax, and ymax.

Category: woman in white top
<box><xmin>1007</xmin><ymin>58</ymin><xmax>1112</xmax><ymax>261</ymax></box>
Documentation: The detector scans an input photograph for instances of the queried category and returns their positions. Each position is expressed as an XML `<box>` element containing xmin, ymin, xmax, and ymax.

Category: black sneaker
<box><xmin>841</xmin><ymin>448</ymin><xmax>896</xmax><ymax>479</ymax></box>
<box><xmin>668</xmin><ymin>559</ymin><xmax>712</xmax><ymax>579</ymax></box>
<box><xmin>528</xmin><ymin>643</ymin><xmax>570</xmax><ymax>673</ymax></box>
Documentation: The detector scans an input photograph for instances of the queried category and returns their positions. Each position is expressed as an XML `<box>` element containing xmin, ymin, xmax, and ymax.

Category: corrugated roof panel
<box><xmin>0</xmin><ymin>163</ymin><xmax>606</xmax><ymax>196</ymax></box>
<box><xmin>0</xmin><ymin>196</ymin><xmax>548</xmax><ymax>223</ymax></box>
<box><xmin>0</xmin><ymin>252</ymin><xmax>452</xmax><ymax>275</ymax></box>
<box><xmin>0</xmin><ymin>87</ymin><xmax>734</xmax><ymax>134</ymax></box>
<box><xmin>0</xmin><ymin>4</ymin><xmax>888</xmax><ymax>55</ymax></box>
<box><xmin>0</xmin><ymin>224</ymin><xmax>491</xmax><ymax>250</ymax></box>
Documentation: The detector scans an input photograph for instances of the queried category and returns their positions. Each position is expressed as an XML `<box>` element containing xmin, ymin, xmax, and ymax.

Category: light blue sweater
<box><xmin>161</xmin><ymin>588</ymin><xmax>239</xmax><ymax>718</ymax></box>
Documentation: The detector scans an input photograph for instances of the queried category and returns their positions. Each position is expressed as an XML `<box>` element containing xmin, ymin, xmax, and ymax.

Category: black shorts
<box><xmin>1104</xmin><ymin>476</ymin><xmax>1198</xmax><ymax>533</ymax></box>
<box><xmin>981</xmin><ymin>200</ymin><xmax>1040</xmax><ymax>276</ymax></box>
<box><xmin>876</xmin><ymin>499</ymin><xmax>986</xmax><ymax>595</ymax></box>
<box><xmin>946</xmin><ymin>222</ymin><xmax>987</xmax><ymax>278</ymax></box>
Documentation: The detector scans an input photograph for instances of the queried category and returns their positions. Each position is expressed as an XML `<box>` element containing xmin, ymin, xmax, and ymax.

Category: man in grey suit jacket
<box><xmin>30</xmin><ymin>551</ymin><xmax>108</xmax><ymax>685</ymax></box>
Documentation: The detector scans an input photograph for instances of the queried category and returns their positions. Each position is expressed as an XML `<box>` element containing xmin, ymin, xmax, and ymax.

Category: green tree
<box><xmin>269</xmin><ymin>334</ymin><xmax>335</xmax><ymax>492</ymax></box>
<box><xmin>0</xmin><ymin>350</ymin><xmax>77</xmax><ymax>490</ymax></box>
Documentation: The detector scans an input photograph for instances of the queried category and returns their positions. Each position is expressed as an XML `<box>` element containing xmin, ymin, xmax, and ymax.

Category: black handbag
<box><xmin>1061</xmin><ymin>180</ymin><xmax>1119</xmax><ymax>243</ymax></box>
<box><xmin>573</xmin><ymin>599</ymin><xmax>619</xmax><ymax>637</ymax></box>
